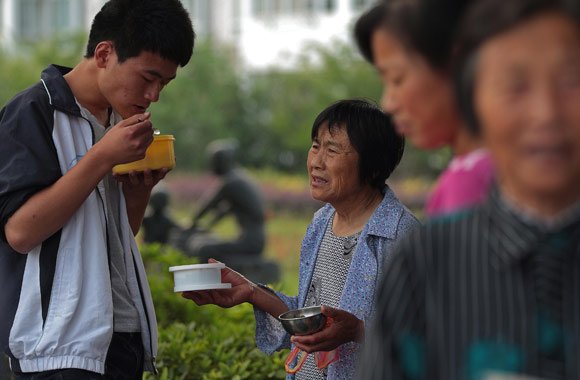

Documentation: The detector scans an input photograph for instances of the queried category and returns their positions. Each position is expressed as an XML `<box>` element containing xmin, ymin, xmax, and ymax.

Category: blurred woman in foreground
<box><xmin>354</xmin><ymin>1</ymin><xmax>494</xmax><ymax>217</ymax></box>
<box><xmin>182</xmin><ymin>99</ymin><xmax>418</xmax><ymax>380</ymax></box>
<box><xmin>358</xmin><ymin>0</ymin><xmax>580</xmax><ymax>378</ymax></box>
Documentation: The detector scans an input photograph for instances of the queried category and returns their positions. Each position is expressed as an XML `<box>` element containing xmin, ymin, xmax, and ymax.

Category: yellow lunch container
<box><xmin>112</xmin><ymin>134</ymin><xmax>175</xmax><ymax>174</ymax></box>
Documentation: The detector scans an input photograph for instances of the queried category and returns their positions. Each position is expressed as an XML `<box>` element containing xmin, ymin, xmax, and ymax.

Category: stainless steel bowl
<box><xmin>278</xmin><ymin>306</ymin><xmax>326</xmax><ymax>336</ymax></box>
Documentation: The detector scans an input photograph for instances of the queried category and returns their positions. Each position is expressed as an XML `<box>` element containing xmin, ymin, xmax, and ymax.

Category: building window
<box><xmin>251</xmin><ymin>0</ymin><xmax>263</xmax><ymax>15</ymax></box>
<box><xmin>18</xmin><ymin>0</ymin><xmax>38</xmax><ymax>40</ymax></box>
<box><xmin>307</xmin><ymin>0</ymin><xmax>336</xmax><ymax>14</ymax></box>
<box><xmin>324</xmin><ymin>0</ymin><xmax>336</xmax><ymax>12</ymax></box>
<box><xmin>17</xmin><ymin>0</ymin><xmax>84</xmax><ymax>41</ymax></box>
<box><xmin>183</xmin><ymin>0</ymin><xmax>210</xmax><ymax>37</ymax></box>
<box><xmin>252</xmin><ymin>0</ymin><xmax>335</xmax><ymax>17</ymax></box>
<box><xmin>351</xmin><ymin>0</ymin><xmax>375</xmax><ymax>11</ymax></box>
<box><xmin>0</xmin><ymin>0</ymin><xmax>4</xmax><ymax>37</ymax></box>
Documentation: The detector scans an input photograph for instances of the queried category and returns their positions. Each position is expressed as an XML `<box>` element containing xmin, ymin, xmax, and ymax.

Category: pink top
<box><xmin>426</xmin><ymin>149</ymin><xmax>495</xmax><ymax>217</ymax></box>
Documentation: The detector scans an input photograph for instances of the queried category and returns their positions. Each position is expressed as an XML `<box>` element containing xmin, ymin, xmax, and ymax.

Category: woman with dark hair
<box><xmin>358</xmin><ymin>0</ymin><xmax>580</xmax><ymax>378</ymax></box>
<box><xmin>354</xmin><ymin>0</ymin><xmax>494</xmax><ymax>217</ymax></box>
<box><xmin>182</xmin><ymin>99</ymin><xmax>419</xmax><ymax>380</ymax></box>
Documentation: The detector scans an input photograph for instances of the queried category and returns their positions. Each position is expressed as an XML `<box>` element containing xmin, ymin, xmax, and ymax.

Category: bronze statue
<box><xmin>142</xmin><ymin>189</ymin><xmax>179</xmax><ymax>244</ymax></box>
<box><xmin>185</xmin><ymin>139</ymin><xmax>266</xmax><ymax>263</ymax></box>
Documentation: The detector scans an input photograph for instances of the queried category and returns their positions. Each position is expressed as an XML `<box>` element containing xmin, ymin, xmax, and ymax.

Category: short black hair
<box><xmin>85</xmin><ymin>0</ymin><xmax>195</xmax><ymax>67</ymax></box>
<box><xmin>354</xmin><ymin>3</ymin><xmax>388</xmax><ymax>64</ymax></box>
<box><xmin>453</xmin><ymin>0</ymin><xmax>579</xmax><ymax>134</ymax></box>
<box><xmin>384</xmin><ymin>0</ymin><xmax>475</xmax><ymax>71</ymax></box>
<box><xmin>311</xmin><ymin>99</ymin><xmax>405</xmax><ymax>191</ymax></box>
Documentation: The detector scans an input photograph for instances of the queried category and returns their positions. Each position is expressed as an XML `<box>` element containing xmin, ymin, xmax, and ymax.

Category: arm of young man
<box><xmin>5</xmin><ymin>114</ymin><xmax>154</xmax><ymax>253</ymax></box>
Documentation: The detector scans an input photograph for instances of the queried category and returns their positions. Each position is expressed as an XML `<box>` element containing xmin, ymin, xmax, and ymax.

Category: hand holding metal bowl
<box><xmin>279</xmin><ymin>305</ymin><xmax>327</xmax><ymax>336</ymax></box>
<box><xmin>278</xmin><ymin>306</ymin><xmax>328</xmax><ymax>374</ymax></box>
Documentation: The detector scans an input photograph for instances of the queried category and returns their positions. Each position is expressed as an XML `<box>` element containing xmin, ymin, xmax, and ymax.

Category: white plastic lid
<box><xmin>168</xmin><ymin>263</ymin><xmax>225</xmax><ymax>272</ymax></box>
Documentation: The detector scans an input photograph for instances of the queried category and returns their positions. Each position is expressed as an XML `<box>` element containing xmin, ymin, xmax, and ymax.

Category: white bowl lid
<box><xmin>174</xmin><ymin>283</ymin><xmax>232</xmax><ymax>292</ymax></box>
<box><xmin>169</xmin><ymin>263</ymin><xmax>225</xmax><ymax>272</ymax></box>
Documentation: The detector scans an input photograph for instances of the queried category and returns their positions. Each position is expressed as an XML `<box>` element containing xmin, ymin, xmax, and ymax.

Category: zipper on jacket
<box><xmin>131</xmin><ymin>251</ymin><xmax>158</xmax><ymax>375</ymax></box>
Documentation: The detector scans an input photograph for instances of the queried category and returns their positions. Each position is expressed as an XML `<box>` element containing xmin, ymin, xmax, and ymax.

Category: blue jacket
<box><xmin>0</xmin><ymin>65</ymin><xmax>157</xmax><ymax>374</ymax></box>
<box><xmin>254</xmin><ymin>187</ymin><xmax>419</xmax><ymax>379</ymax></box>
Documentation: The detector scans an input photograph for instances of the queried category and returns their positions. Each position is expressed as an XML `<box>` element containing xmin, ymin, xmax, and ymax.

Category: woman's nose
<box><xmin>530</xmin><ymin>86</ymin><xmax>560</xmax><ymax>127</ymax></box>
<box><xmin>381</xmin><ymin>87</ymin><xmax>397</xmax><ymax>114</ymax></box>
<box><xmin>309</xmin><ymin>150</ymin><xmax>325</xmax><ymax>169</ymax></box>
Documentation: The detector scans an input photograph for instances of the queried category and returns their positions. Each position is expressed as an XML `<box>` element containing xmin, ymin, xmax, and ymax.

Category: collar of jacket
<box><xmin>313</xmin><ymin>185</ymin><xmax>405</xmax><ymax>242</ymax></box>
<box><xmin>486</xmin><ymin>186</ymin><xmax>580</xmax><ymax>269</ymax></box>
<box><xmin>40</xmin><ymin>64</ymin><xmax>82</xmax><ymax>117</ymax></box>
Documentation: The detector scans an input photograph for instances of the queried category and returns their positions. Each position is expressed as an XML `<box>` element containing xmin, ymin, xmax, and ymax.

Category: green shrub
<box><xmin>141</xmin><ymin>244</ymin><xmax>288</xmax><ymax>379</ymax></box>
<box><xmin>147</xmin><ymin>321</ymin><xmax>286</xmax><ymax>380</ymax></box>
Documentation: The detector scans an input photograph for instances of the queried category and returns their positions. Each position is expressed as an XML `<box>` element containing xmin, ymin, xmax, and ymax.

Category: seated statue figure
<box><xmin>142</xmin><ymin>189</ymin><xmax>179</xmax><ymax>244</ymax></box>
<box><xmin>186</xmin><ymin>139</ymin><xmax>266</xmax><ymax>263</ymax></box>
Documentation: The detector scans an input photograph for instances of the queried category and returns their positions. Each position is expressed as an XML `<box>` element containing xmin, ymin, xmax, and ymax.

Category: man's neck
<box><xmin>64</xmin><ymin>60</ymin><xmax>110</xmax><ymax>125</ymax></box>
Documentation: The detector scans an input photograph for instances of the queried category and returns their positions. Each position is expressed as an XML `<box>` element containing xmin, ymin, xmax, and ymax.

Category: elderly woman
<box><xmin>183</xmin><ymin>98</ymin><xmax>418</xmax><ymax>379</ymax></box>
<box><xmin>358</xmin><ymin>0</ymin><xmax>580</xmax><ymax>379</ymax></box>
<box><xmin>354</xmin><ymin>1</ymin><xmax>495</xmax><ymax>217</ymax></box>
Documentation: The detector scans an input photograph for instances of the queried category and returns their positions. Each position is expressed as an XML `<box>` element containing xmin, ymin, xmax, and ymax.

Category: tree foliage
<box><xmin>146</xmin><ymin>37</ymin><xmax>383</xmax><ymax>173</ymax></box>
<box><xmin>1</xmin><ymin>36</ymin><xmax>445</xmax><ymax>179</ymax></box>
<box><xmin>241</xmin><ymin>39</ymin><xmax>383</xmax><ymax>172</ymax></box>
<box><xmin>0</xmin><ymin>32</ymin><xmax>85</xmax><ymax>105</ymax></box>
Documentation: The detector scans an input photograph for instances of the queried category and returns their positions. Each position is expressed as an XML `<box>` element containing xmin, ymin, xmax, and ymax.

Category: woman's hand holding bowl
<box><xmin>181</xmin><ymin>258</ymin><xmax>254</xmax><ymax>308</ymax></box>
<box><xmin>290</xmin><ymin>305</ymin><xmax>364</xmax><ymax>353</ymax></box>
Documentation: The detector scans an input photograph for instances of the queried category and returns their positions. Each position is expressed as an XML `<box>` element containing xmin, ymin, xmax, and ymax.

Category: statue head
<box><xmin>207</xmin><ymin>139</ymin><xmax>239</xmax><ymax>176</ymax></box>
<box><xmin>149</xmin><ymin>189</ymin><xmax>170</xmax><ymax>212</ymax></box>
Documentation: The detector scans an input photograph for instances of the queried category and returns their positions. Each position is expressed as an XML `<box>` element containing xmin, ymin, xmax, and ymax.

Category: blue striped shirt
<box><xmin>358</xmin><ymin>187</ymin><xmax>580</xmax><ymax>379</ymax></box>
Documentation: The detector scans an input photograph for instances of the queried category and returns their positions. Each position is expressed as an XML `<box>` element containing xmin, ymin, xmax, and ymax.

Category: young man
<box><xmin>0</xmin><ymin>0</ymin><xmax>195</xmax><ymax>378</ymax></box>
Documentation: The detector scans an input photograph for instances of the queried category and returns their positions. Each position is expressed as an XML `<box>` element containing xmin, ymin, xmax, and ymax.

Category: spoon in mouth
<box><xmin>153</xmin><ymin>128</ymin><xmax>160</xmax><ymax>135</ymax></box>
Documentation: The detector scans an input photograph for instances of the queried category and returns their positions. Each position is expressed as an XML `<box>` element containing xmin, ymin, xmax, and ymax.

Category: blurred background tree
<box><xmin>0</xmin><ymin>35</ymin><xmax>449</xmax><ymax>180</ymax></box>
<box><xmin>0</xmin><ymin>32</ymin><xmax>85</xmax><ymax>103</ymax></box>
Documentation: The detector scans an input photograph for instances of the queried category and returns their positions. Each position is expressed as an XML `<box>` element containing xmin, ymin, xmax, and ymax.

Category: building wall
<box><xmin>1</xmin><ymin>0</ymin><xmax>88</xmax><ymax>44</ymax></box>
<box><xmin>0</xmin><ymin>0</ymin><xmax>374</xmax><ymax>69</ymax></box>
<box><xmin>238</xmin><ymin>0</ymin><xmax>353</xmax><ymax>69</ymax></box>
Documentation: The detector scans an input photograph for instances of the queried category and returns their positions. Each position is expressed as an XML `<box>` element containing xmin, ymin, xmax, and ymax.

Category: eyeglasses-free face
<box><xmin>474</xmin><ymin>12</ymin><xmax>580</xmax><ymax>213</ymax></box>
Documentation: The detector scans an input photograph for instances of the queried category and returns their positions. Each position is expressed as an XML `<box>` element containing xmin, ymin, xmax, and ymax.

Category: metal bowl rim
<box><xmin>278</xmin><ymin>305</ymin><xmax>323</xmax><ymax>321</ymax></box>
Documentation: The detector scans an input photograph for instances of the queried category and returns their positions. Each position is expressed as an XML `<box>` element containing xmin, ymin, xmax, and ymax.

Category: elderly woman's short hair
<box><xmin>311</xmin><ymin>99</ymin><xmax>404</xmax><ymax>190</ymax></box>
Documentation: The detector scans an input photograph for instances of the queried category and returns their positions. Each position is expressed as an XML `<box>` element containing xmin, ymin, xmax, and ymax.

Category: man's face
<box><xmin>98</xmin><ymin>46</ymin><xmax>178</xmax><ymax>119</ymax></box>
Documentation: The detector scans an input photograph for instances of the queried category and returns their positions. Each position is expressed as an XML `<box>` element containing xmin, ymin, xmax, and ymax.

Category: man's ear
<box><xmin>94</xmin><ymin>41</ymin><xmax>115</xmax><ymax>68</ymax></box>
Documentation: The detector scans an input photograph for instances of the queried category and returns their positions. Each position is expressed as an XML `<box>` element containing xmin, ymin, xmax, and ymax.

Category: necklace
<box><xmin>330</xmin><ymin>213</ymin><xmax>362</xmax><ymax>256</ymax></box>
<box><xmin>342</xmin><ymin>233</ymin><xmax>361</xmax><ymax>256</ymax></box>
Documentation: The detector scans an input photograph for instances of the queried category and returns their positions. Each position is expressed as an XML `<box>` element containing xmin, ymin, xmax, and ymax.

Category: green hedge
<box><xmin>141</xmin><ymin>244</ymin><xmax>288</xmax><ymax>379</ymax></box>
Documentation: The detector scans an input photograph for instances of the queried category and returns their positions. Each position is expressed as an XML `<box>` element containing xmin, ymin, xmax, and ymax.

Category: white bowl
<box><xmin>169</xmin><ymin>263</ymin><xmax>232</xmax><ymax>292</ymax></box>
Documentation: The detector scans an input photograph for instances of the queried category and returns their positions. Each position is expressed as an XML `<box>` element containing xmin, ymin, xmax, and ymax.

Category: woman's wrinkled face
<box><xmin>307</xmin><ymin>124</ymin><xmax>362</xmax><ymax>204</ymax></box>
<box><xmin>474</xmin><ymin>12</ymin><xmax>580</xmax><ymax>203</ymax></box>
<box><xmin>372</xmin><ymin>28</ymin><xmax>462</xmax><ymax>149</ymax></box>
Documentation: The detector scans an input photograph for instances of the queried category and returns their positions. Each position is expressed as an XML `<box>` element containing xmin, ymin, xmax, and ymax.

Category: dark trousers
<box><xmin>13</xmin><ymin>332</ymin><xmax>144</xmax><ymax>380</ymax></box>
